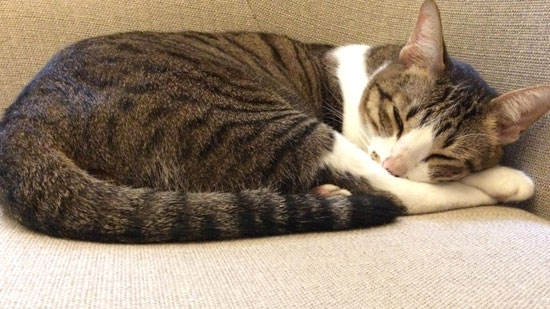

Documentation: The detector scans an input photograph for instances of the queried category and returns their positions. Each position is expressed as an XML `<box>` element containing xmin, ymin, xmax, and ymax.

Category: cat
<box><xmin>0</xmin><ymin>0</ymin><xmax>548</xmax><ymax>243</ymax></box>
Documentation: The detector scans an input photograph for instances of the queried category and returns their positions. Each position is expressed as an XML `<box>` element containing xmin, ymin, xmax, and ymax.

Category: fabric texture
<box><xmin>1</xmin><ymin>1</ymin><xmax>550</xmax><ymax>308</ymax></box>
<box><xmin>1</xmin><ymin>206</ymin><xmax>549</xmax><ymax>308</ymax></box>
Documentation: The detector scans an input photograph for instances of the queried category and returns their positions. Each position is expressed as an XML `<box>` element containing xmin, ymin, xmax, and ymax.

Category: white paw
<box><xmin>461</xmin><ymin>166</ymin><xmax>535</xmax><ymax>203</ymax></box>
<box><xmin>311</xmin><ymin>184</ymin><xmax>352</xmax><ymax>197</ymax></box>
<box><xmin>493</xmin><ymin>172</ymin><xmax>535</xmax><ymax>203</ymax></box>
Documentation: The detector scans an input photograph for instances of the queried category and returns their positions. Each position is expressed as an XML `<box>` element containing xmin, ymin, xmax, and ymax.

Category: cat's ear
<box><xmin>399</xmin><ymin>0</ymin><xmax>448</xmax><ymax>72</ymax></box>
<box><xmin>491</xmin><ymin>85</ymin><xmax>550</xmax><ymax>145</ymax></box>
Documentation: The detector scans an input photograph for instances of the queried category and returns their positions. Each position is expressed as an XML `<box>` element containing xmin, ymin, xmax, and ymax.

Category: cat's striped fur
<box><xmin>0</xmin><ymin>0</ymin><xmax>548</xmax><ymax>243</ymax></box>
<box><xmin>0</xmin><ymin>31</ymin><xmax>404</xmax><ymax>242</ymax></box>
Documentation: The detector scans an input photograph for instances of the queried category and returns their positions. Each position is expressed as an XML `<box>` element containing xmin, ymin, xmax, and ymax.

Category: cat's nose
<box><xmin>382</xmin><ymin>156</ymin><xmax>407</xmax><ymax>177</ymax></box>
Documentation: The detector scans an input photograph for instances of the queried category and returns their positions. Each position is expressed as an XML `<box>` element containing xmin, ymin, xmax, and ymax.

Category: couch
<box><xmin>1</xmin><ymin>0</ymin><xmax>549</xmax><ymax>307</ymax></box>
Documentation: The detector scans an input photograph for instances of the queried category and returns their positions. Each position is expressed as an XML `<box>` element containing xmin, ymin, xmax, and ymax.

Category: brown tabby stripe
<box><xmin>234</xmin><ymin>114</ymin><xmax>309</xmax><ymax>148</ymax></box>
<box><xmin>420</xmin><ymin>109</ymin><xmax>433</xmax><ymax>125</ymax></box>
<box><xmin>362</xmin><ymin>92</ymin><xmax>381</xmax><ymax>134</ymax></box>
<box><xmin>443</xmin><ymin>135</ymin><xmax>456</xmax><ymax>148</ymax></box>
<box><xmin>465</xmin><ymin>159</ymin><xmax>476</xmax><ymax>172</ymax></box>
<box><xmin>259</xmin><ymin>33</ymin><xmax>300</xmax><ymax>89</ymax></box>
<box><xmin>425</xmin><ymin>153</ymin><xmax>457</xmax><ymax>162</ymax></box>
<box><xmin>198</xmin><ymin>111</ymin><xmax>301</xmax><ymax>158</ymax></box>
<box><xmin>291</xmin><ymin>42</ymin><xmax>316</xmax><ymax>99</ymax></box>
<box><xmin>260</xmin><ymin>120</ymin><xmax>322</xmax><ymax>182</ymax></box>
<box><xmin>435</xmin><ymin>122</ymin><xmax>452</xmax><ymax>137</ymax></box>
<box><xmin>375</xmin><ymin>83</ymin><xmax>393</xmax><ymax>101</ymax></box>
<box><xmin>225</xmin><ymin>115</ymin><xmax>311</xmax><ymax>175</ymax></box>
<box><xmin>184</xmin><ymin>33</ymin><xmax>247</xmax><ymax>65</ymax></box>
<box><xmin>378</xmin><ymin>106</ymin><xmax>393</xmax><ymax>136</ymax></box>
<box><xmin>405</xmin><ymin>105</ymin><xmax>421</xmax><ymax>120</ymax></box>
<box><xmin>393</xmin><ymin>106</ymin><xmax>404</xmax><ymax>138</ymax></box>
<box><xmin>222</xmin><ymin>35</ymin><xmax>281</xmax><ymax>76</ymax></box>
<box><xmin>430</xmin><ymin>165</ymin><xmax>466</xmax><ymax>181</ymax></box>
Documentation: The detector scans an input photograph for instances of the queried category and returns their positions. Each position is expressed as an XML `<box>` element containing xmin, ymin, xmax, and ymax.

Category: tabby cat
<box><xmin>1</xmin><ymin>0</ymin><xmax>548</xmax><ymax>243</ymax></box>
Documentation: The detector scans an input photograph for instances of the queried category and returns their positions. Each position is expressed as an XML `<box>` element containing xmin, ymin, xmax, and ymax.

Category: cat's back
<box><xmin>21</xmin><ymin>31</ymin><xmax>279</xmax><ymax>102</ymax></box>
<box><xmin>33</xmin><ymin>30</ymin><xmax>313</xmax><ymax>91</ymax></box>
<box><xmin>1</xmin><ymin>31</ymin><xmax>331</xmax><ymax>180</ymax></box>
<box><xmin>5</xmin><ymin>31</ymin><xmax>322</xmax><ymax>122</ymax></box>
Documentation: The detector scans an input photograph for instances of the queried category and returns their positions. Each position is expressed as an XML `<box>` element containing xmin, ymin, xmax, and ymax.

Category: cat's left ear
<box><xmin>491</xmin><ymin>85</ymin><xmax>550</xmax><ymax>145</ymax></box>
<box><xmin>399</xmin><ymin>0</ymin><xmax>450</xmax><ymax>72</ymax></box>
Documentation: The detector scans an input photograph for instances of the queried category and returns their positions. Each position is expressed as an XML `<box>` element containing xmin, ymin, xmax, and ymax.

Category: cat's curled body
<box><xmin>0</xmin><ymin>31</ymin><xmax>401</xmax><ymax>242</ymax></box>
<box><xmin>1</xmin><ymin>0</ymin><xmax>548</xmax><ymax>242</ymax></box>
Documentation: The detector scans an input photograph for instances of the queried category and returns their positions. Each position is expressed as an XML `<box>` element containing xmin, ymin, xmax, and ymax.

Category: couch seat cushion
<box><xmin>1</xmin><ymin>206</ymin><xmax>548</xmax><ymax>308</ymax></box>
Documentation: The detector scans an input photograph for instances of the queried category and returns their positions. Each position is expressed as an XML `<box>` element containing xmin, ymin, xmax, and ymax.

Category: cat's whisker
<box><xmin>357</xmin><ymin>130</ymin><xmax>372</xmax><ymax>150</ymax></box>
<box><xmin>452</xmin><ymin>133</ymin><xmax>494</xmax><ymax>140</ymax></box>
<box><xmin>322</xmin><ymin>107</ymin><xmax>341</xmax><ymax>118</ymax></box>
<box><xmin>322</xmin><ymin>101</ymin><xmax>344</xmax><ymax>121</ymax></box>
<box><xmin>358</xmin><ymin>129</ymin><xmax>371</xmax><ymax>144</ymax></box>
<box><xmin>455</xmin><ymin>145</ymin><xmax>483</xmax><ymax>157</ymax></box>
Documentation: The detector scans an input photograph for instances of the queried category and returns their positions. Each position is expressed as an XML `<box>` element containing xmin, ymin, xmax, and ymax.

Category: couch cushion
<box><xmin>1</xmin><ymin>206</ymin><xmax>548</xmax><ymax>308</ymax></box>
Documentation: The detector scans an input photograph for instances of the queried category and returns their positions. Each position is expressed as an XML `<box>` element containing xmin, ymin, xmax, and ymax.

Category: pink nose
<box><xmin>382</xmin><ymin>156</ymin><xmax>407</xmax><ymax>177</ymax></box>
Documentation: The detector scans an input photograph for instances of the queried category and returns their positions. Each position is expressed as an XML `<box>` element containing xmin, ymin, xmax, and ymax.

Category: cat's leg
<box><xmin>460</xmin><ymin>166</ymin><xmax>534</xmax><ymax>203</ymax></box>
<box><xmin>323</xmin><ymin>133</ymin><xmax>500</xmax><ymax>214</ymax></box>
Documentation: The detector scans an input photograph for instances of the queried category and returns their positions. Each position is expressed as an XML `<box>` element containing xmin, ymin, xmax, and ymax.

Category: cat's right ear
<box><xmin>491</xmin><ymin>85</ymin><xmax>550</xmax><ymax>145</ymax></box>
<box><xmin>399</xmin><ymin>0</ymin><xmax>448</xmax><ymax>72</ymax></box>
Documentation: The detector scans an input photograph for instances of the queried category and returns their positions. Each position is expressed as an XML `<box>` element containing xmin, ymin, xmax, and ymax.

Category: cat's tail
<box><xmin>0</xmin><ymin>136</ymin><xmax>403</xmax><ymax>243</ymax></box>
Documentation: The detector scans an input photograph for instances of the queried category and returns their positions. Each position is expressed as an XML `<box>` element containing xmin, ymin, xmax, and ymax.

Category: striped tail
<box><xmin>0</xmin><ymin>139</ymin><xmax>403</xmax><ymax>243</ymax></box>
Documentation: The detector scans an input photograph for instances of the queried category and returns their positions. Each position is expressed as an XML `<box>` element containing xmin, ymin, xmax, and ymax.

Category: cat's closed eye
<box><xmin>370</xmin><ymin>151</ymin><xmax>380</xmax><ymax>163</ymax></box>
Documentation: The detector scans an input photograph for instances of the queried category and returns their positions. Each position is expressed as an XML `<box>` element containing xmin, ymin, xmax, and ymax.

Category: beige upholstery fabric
<box><xmin>1</xmin><ymin>1</ymin><xmax>550</xmax><ymax>308</ymax></box>
<box><xmin>1</xmin><ymin>206</ymin><xmax>549</xmax><ymax>308</ymax></box>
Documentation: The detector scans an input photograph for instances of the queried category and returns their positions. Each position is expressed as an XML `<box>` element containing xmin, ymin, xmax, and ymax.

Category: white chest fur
<box><xmin>329</xmin><ymin>45</ymin><xmax>371</xmax><ymax>148</ymax></box>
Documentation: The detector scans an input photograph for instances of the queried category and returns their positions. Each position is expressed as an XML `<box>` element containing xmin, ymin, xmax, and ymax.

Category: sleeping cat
<box><xmin>0</xmin><ymin>0</ymin><xmax>548</xmax><ymax>243</ymax></box>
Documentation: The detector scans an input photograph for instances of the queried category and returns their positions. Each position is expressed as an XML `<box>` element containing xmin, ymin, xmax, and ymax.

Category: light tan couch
<box><xmin>1</xmin><ymin>1</ymin><xmax>549</xmax><ymax>307</ymax></box>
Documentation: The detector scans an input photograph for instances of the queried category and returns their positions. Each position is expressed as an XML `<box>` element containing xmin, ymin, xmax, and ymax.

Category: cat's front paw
<box><xmin>461</xmin><ymin>166</ymin><xmax>535</xmax><ymax>203</ymax></box>
<box><xmin>311</xmin><ymin>184</ymin><xmax>352</xmax><ymax>197</ymax></box>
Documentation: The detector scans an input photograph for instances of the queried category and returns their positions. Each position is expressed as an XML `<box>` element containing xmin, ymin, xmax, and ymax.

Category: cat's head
<box><xmin>357</xmin><ymin>0</ymin><xmax>550</xmax><ymax>182</ymax></box>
